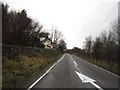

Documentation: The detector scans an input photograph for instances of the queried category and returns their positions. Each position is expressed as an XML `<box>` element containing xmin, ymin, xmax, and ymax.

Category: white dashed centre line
<box><xmin>73</xmin><ymin>61</ymin><xmax>78</xmax><ymax>66</ymax></box>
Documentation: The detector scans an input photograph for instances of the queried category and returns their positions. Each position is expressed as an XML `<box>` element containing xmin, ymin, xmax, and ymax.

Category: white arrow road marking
<box><xmin>75</xmin><ymin>71</ymin><xmax>103</xmax><ymax>90</ymax></box>
<box><xmin>73</xmin><ymin>61</ymin><xmax>78</xmax><ymax>66</ymax></box>
<box><xmin>90</xmin><ymin>82</ymin><xmax>103</xmax><ymax>90</ymax></box>
<box><xmin>75</xmin><ymin>71</ymin><xmax>95</xmax><ymax>83</ymax></box>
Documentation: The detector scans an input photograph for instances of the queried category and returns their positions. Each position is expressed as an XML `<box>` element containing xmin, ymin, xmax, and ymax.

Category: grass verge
<box><xmin>2</xmin><ymin>50</ymin><xmax>63</xmax><ymax>88</ymax></box>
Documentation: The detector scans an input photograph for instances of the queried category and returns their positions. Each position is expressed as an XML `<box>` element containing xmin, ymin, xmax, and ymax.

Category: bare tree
<box><xmin>50</xmin><ymin>27</ymin><xmax>63</xmax><ymax>44</ymax></box>
<box><xmin>110</xmin><ymin>18</ymin><xmax>120</xmax><ymax>63</ymax></box>
<box><xmin>83</xmin><ymin>35</ymin><xmax>92</xmax><ymax>58</ymax></box>
<box><xmin>110</xmin><ymin>21</ymin><xmax>120</xmax><ymax>45</ymax></box>
<box><xmin>92</xmin><ymin>37</ymin><xmax>103</xmax><ymax>61</ymax></box>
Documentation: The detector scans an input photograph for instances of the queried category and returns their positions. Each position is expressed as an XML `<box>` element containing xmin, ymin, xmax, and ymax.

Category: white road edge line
<box><xmin>92</xmin><ymin>64</ymin><xmax>120</xmax><ymax>78</ymax></box>
<box><xmin>27</xmin><ymin>54</ymin><xmax>65</xmax><ymax>90</ymax></box>
<box><xmin>81</xmin><ymin>58</ymin><xmax>120</xmax><ymax>78</ymax></box>
<box><xmin>73</xmin><ymin>61</ymin><xmax>78</xmax><ymax>66</ymax></box>
<box><xmin>73</xmin><ymin>55</ymin><xmax>120</xmax><ymax>78</ymax></box>
<box><xmin>57</xmin><ymin>54</ymin><xmax>65</xmax><ymax>63</ymax></box>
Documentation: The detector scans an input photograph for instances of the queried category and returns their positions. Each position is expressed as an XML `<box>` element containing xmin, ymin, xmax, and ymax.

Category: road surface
<box><xmin>28</xmin><ymin>53</ymin><xmax>119</xmax><ymax>89</ymax></box>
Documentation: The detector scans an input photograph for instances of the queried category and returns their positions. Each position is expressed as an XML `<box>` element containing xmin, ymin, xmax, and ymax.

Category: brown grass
<box><xmin>2</xmin><ymin>53</ymin><xmax>62</xmax><ymax>88</ymax></box>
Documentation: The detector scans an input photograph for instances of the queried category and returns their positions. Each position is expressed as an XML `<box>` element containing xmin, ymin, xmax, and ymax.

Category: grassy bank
<box><xmin>2</xmin><ymin>45</ymin><xmax>63</xmax><ymax>88</ymax></box>
<box><xmin>74</xmin><ymin>53</ymin><xmax>119</xmax><ymax>76</ymax></box>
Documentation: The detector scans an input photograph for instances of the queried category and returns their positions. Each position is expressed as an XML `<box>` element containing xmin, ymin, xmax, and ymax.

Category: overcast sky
<box><xmin>1</xmin><ymin>0</ymin><xmax>119</xmax><ymax>49</ymax></box>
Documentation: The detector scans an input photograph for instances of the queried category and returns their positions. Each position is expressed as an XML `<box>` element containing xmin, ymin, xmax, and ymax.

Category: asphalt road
<box><xmin>29</xmin><ymin>53</ymin><xmax>119</xmax><ymax>89</ymax></box>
